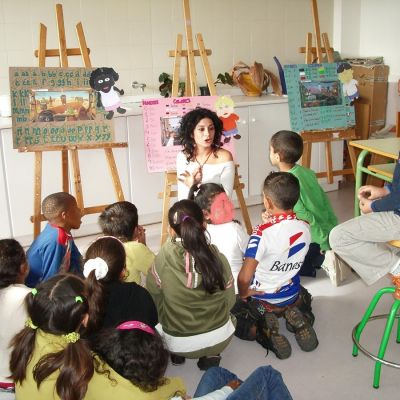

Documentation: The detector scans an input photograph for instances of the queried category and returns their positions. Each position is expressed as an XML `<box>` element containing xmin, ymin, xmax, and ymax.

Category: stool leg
<box><xmin>373</xmin><ymin>300</ymin><xmax>400</xmax><ymax>388</ymax></box>
<box><xmin>353</xmin><ymin>288</ymin><xmax>395</xmax><ymax>356</ymax></box>
<box><xmin>397</xmin><ymin>311</ymin><xmax>400</xmax><ymax>343</ymax></box>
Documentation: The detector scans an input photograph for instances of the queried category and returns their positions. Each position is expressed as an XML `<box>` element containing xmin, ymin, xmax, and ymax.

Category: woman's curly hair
<box><xmin>178</xmin><ymin>107</ymin><xmax>223</xmax><ymax>161</ymax></box>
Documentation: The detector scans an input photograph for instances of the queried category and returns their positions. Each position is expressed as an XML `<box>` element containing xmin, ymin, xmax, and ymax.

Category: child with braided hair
<box><xmin>146</xmin><ymin>200</ymin><xmax>236</xmax><ymax>370</ymax></box>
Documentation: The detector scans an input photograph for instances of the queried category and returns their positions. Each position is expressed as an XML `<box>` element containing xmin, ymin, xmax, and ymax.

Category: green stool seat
<box><xmin>352</xmin><ymin>276</ymin><xmax>400</xmax><ymax>388</ymax></box>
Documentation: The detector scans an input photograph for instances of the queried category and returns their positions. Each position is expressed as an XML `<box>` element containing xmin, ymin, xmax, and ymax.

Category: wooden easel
<box><xmin>298</xmin><ymin>0</ymin><xmax>357</xmax><ymax>183</ymax></box>
<box><xmin>158</xmin><ymin>0</ymin><xmax>252</xmax><ymax>246</ymax></box>
<box><xmin>24</xmin><ymin>3</ymin><xmax>127</xmax><ymax>238</ymax></box>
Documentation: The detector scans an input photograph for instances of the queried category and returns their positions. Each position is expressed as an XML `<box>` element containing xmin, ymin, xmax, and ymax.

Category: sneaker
<box><xmin>321</xmin><ymin>250</ymin><xmax>351</xmax><ymax>286</ymax></box>
<box><xmin>197</xmin><ymin>355</ymin><xmax>221</xmax><ymax>371</ymax></box>
<box><xmin>284</xmin><ymin>307</ymin><xmax>318</xmax><ymax>352</ymax></box>
<box><xmin>256</xmin><ymin>312</ymin><xmax>292</xmax><ymax>359</ymax></box>
<box><xmin>170</xmin><ymin>354</ymin><xmax>186</xmax><ymax>365</ymax></box>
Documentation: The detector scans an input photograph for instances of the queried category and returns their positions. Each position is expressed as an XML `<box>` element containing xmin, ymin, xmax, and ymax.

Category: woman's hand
<box><xmin>178</xmin><ymin>167</ymin><xmax>202</xmax><ymax>187</ymax></box>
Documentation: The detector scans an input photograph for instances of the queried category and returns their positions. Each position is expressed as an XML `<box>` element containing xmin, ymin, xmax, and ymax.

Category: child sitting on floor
<box><xmin>0</xmin><ymin>239</ymin><xmax>30</xmax><ymax>396</ymax></box>
<box><xmin>269</xmin><ymin>131</ymin><xmax>338</xmax><ymax>281</ymax></box>
<box><xmin>9</xmin><ymin>274</ymin><xmax>184</xmax><ymax>400</ymax></box>
<box><xmin>98</xmin><ymin>201</ymin><xmax>155</xmax><ymax>284</ymax></box>
<box><xmin>146</xmin><ymin>200</ymin><xmax>236</xmax><ymax>371</ymax></box>
<box><xmin>236</xmin><ymin>172</ymin><xmax>318</xmax><ymax>359</ymax></box>
<box><xmin>84</xmin><ymin>236</ymin><xmax>158</xmax><ymax>332</ymax></box>
<box><xmin>189</xmin><ymin>183</ymin><xmax>249</xmax><ymax>294</ymax></box>
<box><xmin>26</xmin><ymin>192</ymin><xmax>82</xmax><ymax>288</ymax></box>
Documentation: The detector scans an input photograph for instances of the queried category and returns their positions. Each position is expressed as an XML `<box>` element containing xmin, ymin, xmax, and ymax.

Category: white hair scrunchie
<box><xmin>83</xmin><ymin>257</ymin><xmax>109</xmax><ymax>280</ymax></box>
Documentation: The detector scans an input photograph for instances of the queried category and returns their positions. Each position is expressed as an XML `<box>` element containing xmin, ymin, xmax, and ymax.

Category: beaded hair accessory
<box><xmin>116</xmin><ymin>320</ymin><xmax>155</xmax><ymax>335</ymax></box>
<box><xmin>83</xmin><ymin>257</ymin><xmax>109</xmax><ymax>280</ymax></box>
<box><xmin>25</xmin><ymin>318</ymin><xmax>38</xmax><ymax>329</ymax></box>
<box><xmin>62</xmin><ymin>332</ymin><xmax>80</xmax><ymax>344</ymax></box>
<box><xmin>209</xmin><ymin>192</ymin><xmax>234</xmax><ymax>225</ymax></box>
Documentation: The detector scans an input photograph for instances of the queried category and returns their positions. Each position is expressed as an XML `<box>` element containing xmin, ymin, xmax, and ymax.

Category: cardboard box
<box><xmin>351</xmin><ymin>64</ymin><xmax>389</xmax><ymax>136</ymax></box>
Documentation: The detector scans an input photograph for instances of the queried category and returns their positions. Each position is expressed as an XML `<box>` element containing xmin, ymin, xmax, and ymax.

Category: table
<box><xmin>349</xmin><ymin>138</ymin><xmax>400</xmax><ymax>216</ymax></box>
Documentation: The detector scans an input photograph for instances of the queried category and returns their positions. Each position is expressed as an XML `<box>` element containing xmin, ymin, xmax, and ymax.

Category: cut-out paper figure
<box><xmin>215</xmin><ymin>96</ymin><xmax>241</xmax><ymax>143</ymax></box>
<box><xmin>337</xmin><ymin>62</ymin><xmax>359</xmax><ymax>106</ymax></box>
<box><xmin>89</xmin><ymin>67</ymin><xmax>126</xmax><ymax>119</ymax></box>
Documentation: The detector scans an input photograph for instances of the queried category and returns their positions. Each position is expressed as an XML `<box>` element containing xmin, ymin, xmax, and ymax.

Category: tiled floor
<box><xmin>76</xmin><ymin>183</ymin><xmax>399</xmax><ymax>399</ymax></box>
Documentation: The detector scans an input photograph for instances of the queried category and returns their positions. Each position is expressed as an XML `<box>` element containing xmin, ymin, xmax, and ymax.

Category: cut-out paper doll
<box><xmin>89</xmin><ymin>67</ymin><xmax>126</xmax><ymax>119</ymax></box>
<box><xmin>337</xmin><ymin>62</ymin><xmax>359</xmax><ymax>106</ymax></box>
<box><xmin>215</xmin><ymin>96</ymin><xmax>241</xmax><ymax>143</ymax></box>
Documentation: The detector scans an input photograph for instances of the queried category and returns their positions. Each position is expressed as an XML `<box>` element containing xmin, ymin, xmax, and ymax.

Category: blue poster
<box><xmin>284</xmin><ymin>63</ymin><xmax>356</xmax><ymax>132</ymax></box>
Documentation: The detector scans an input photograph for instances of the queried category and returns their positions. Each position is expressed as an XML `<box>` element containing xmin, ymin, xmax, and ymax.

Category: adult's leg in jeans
<box><xmin>227</xmin><ymin>366</ymin><xmax>293</xmax><ymax>400</ymax></box>
<box><xmin>329</xmin><ymin>212</ymin><xmax>400</xmax><ymax>285</ymax></box>
<box><xmin>193</xmin><ymin>367</ymin><xmax>239</xmax><ymax>397</ymax></box>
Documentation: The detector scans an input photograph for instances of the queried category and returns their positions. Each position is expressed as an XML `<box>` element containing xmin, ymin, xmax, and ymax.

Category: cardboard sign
<box><xmin>284</xmin><ymin>63</ymin><xmax>356</xmax><ymax>132</ymax></box>
<box><xmin>142</xmin><ymin>96</ymin><xmax>236</xmax><ymax>173</ymax></box>
<box><xmin>9</xmin><ymin>67</ymin><xmax>114</xmax><ymax>149</ymax></box>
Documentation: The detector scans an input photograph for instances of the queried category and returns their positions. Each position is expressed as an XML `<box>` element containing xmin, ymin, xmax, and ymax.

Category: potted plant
<box><xmin>158</xmin><ymin>72</ymin><xmax>185</xmax><ymax>97</ymax></box>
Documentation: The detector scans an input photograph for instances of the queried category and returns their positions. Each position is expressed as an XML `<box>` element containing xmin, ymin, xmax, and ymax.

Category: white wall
<box><xmin>0</xmin><ymin>0</ymin><xmax>333</xmax><ymax>97</ymax></box>
<box><xmin>334</xmin><ymin>0</ymin><xmax>400</xmax><ymax>126</ymax></box>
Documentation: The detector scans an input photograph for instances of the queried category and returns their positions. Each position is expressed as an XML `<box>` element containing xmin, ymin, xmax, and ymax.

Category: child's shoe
<box><xmin>256</xmin><ymin>312</ymin><xmax>292</xmax><ymax>359</ymax></box>
<box><xmin>284</xmin><ymin>307</ymin><xmax>318</xmax><ymax>352</ymax></box>
<box><xmin>321</xmin><ymin>250</ymin><xmax>351</xmax><ymax>286</ymax></box>
<box><xmin>170</xmin><ymin>354</ymin><xmax>186</xmax><ymax>365</ymax></box>
<box><xmin>197</xmin><ymin>355</ymin><xmax>221</xmax><ymax>371</ymax></box>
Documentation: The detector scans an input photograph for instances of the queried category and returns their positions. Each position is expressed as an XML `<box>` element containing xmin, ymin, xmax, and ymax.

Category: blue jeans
<box><xmin>193</xmin><ymin>366</ymin><xmax>293</xmax><ymax>400</ymax></box>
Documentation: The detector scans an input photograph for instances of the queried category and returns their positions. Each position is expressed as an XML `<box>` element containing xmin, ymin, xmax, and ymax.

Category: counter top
<box><xmin>0</xmin><ymin>94</ymin><xmax>288</xmax><ymax>130</ymax></box>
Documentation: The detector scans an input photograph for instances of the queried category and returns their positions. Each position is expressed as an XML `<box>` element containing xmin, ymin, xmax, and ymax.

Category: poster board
<box><xmin>284</xmin><ymin>63</ymin><xmax>355</xmax><ymax>132</ymax></box>
<box><xmin>142</xmin><ymin>96</ymin><xmax>236</xmax><ymax>173</ymax></box>
<box><xmin>9</xmin><ymin>67</ymin><xmax>114</xmax><ymax>149</ymax></box>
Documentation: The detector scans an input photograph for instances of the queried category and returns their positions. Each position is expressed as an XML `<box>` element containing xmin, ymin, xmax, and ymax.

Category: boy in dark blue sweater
<box><xmin>26</xmin><ymin>192</ymin><xmax>82</xmax><ymax>287</ymax></box>
<box><xmin>330</xmin><ymin>154</ymin><xmax>400</xmax><ymax>285</ymax></box>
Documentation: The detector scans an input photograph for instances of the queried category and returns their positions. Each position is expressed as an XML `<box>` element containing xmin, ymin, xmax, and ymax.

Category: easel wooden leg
<box><xmin>104</xmin><ymin>148</ymin><xmax>125</xmax><ymax>201</ymax></box>
<box><xmin>346</xmin><ymin>140</ymin><xmax>357</xmax><ymax>175</ymax></box>
<box><xmin>70</xmin><ymin>149</ymin><xmax>84</xmax><ymax>211</ymax></box>
<box><xmin>61</xmin><ymin>150</ymin><xmax>69</xmax><ymax>192</ymax></box>
<box><xmin>33</xmin><ymin>152</ymin><xmax>43</xmax><ymax>238</ymax></box>
<box><xmin>302</xmin><ymin>141</ymin><xmax>312</xmax><ymax>167</ymax></box>
<box><xmin>160</xmin><ymin>172</ymin><xmax>175</xmax><ymax>246</ymax></box>
<box><xmin>234</xmin><ymin>166</ymin><xmax>252</xmax><ymax>235</ymax></box>
<box><xmin>325</xmin><ymin>141</ymin><xmax>333</xmax><ymax>184</ymax></box>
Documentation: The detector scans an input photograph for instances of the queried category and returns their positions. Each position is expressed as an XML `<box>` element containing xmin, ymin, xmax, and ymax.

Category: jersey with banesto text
<box><xmin>244</xmin><ymin>212</ymin><xmax>311</xmax><ymax>294</ymax></box>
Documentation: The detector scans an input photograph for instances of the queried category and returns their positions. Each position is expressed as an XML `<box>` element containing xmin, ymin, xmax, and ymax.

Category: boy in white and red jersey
<box><xmin>236</xmin><ymin>172</ymin><xmax>318</xmax><ymax>359</ymax></box>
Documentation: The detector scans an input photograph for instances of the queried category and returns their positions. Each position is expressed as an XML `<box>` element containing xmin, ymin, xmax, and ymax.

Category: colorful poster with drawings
<box><xmin>9</xmin><ymin>67</ymin><xmax>114</xmax><ymax>149</ymax></box>
<box><xmin>142</xmin><ymin>96</ymin><xmax>236</xmax><ymax>173</ymax></box>
<box><xmin>283</xmin><ymin>63</ymin><xmax>356</xmax><ymax>132</ymax></box>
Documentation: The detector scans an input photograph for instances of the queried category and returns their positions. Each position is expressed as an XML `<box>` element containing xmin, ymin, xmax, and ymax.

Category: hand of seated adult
<box><xmin>240</xmin><ymin>288</ymin><xmax>265</xmax><ymax>299</ymax></box>
<box><xmin>227</xmin><ymin>380</ymin><xmax>242</xmax><ymax>390</ymax></box>
<box><xmin>178</xmin><ymin>168</ymin><xmax>202</xmax><ymax>188</ymax></box>
<box><xmin>358</xmin><ymin>185</ymin><xmax>389</xmax><ymax>201</ymax></box>
<box><xmin>359</xmin><ymin>198</ymin><xmax>373</xmax><ymax>214</ymax></box>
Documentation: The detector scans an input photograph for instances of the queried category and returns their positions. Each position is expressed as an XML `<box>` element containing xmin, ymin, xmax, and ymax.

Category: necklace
<box><xmin>195</xmin><ymin>151</ymin><xmax>213</xmax><ymax>171</ymax></box>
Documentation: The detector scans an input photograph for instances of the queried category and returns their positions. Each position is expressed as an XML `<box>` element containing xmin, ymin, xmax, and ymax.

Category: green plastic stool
<box><xmin>352</xmin><ymin>274</ymin><xmax>400</xmax><ymax>388</ymax></box>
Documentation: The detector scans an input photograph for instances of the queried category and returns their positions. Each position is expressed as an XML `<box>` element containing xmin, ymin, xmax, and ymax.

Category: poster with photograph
<box><xmin>9</xmin><ymin>67</ymin><xmax>114</xmax><ymax>149</ymax></box>
<box><xmin>283</xmin><ymin>63</ymin><xmax>356</xmax><ymax>132</ymax></box>
<box><xmin>142</xmin><ymin>96</ymin><xmax>236</xmax><ymax>173</ymax></box>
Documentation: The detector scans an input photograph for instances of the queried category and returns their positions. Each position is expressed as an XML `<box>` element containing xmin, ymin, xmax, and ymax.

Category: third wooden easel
<box><xmin>25</xmin><ymin>3</ymin><xmax>127</xmax><ymax>238</ymax></box>
<box><xmin>158</xmin><ymin>0</ymin><xmax>252</xmax><ymax>245</ymax></box>
<box><xmin>298</xmin><ymin>0</ymin><xmax>357</xmax><ymax>183</ymax></box>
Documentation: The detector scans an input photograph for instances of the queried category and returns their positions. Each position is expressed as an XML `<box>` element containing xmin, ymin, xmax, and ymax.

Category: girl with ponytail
<box><xmin>83</xmin><ymin>236</ymin><xmax>157</xmax><ymax>333</ymax></box>
<box><xmin>146</xmin><ymin>200</ymin><xmax>236</xmax><ymax>371</ymax></box>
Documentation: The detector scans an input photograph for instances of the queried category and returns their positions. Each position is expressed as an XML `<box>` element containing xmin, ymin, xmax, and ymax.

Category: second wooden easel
<box><xmin>298</xmin><ymin>0</ymin><xmax>357</xmax><ymax>183</ymax></box>
<box><xmin>158</xmin><ymin>0</ymin><xmax>252</xmax><ymax>245</ymax></box>
<box><xmin>25</xmin><ymin>3</ymin><xmax>127</xmax><ymax>238</ymax></box>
